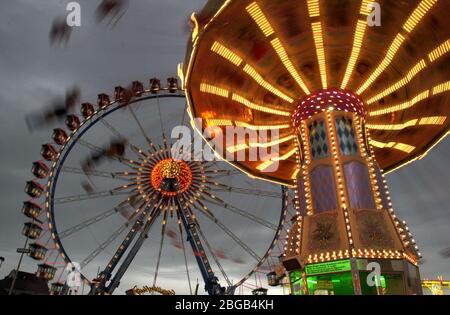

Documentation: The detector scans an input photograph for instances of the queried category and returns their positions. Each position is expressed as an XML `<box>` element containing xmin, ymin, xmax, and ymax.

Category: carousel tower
<box><xmin>284</xmin><ymin>89</ymin><xmax>420</xmax><ymax>295</ymax></box>
<box><xmin>183</xmin><ymin>0</ymin><xmax>450</xmax><ymax>295</ymax></box>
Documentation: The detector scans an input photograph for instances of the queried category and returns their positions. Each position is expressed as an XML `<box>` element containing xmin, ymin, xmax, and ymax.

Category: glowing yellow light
<box><xmin>367</xmin><ymin>39</ymin><xmax>450</xmax><ymax>104</ymax></box>
<box><xmin>358</xmin><ymin>0</ymin><xmax>437</xmax><ymax>94</ymax></box>
<box><xmin>249</xmin><ymin>135</ymin><xmax>296</xmax><ymax>148</ymax></box>
<box><xmin>272</xmin><ymin>147</ymin><xmax>298</xmax><ymax>162</ymax></box>
<box><xmin>433</xmin><ymin>80</ymin><xmax>450</xmax><ymax>95</ymax></box>
<box><xmin>256</xmin><ymin>160</ymin><xmax>276</xmax><ymax>171</ymax></box>
<box><xmin>393</xmin><ymin>143</ymin><xmax>416</xmax><ymax>154</ymax></box>
<box><xmin>311</xmin><ymin>22</ymin><xmax>327</xmax><ymax>89</ymax></box>
<box><xmin>370</xmin><ymin>140</ymin><xmax>416</xmax><ymax>153</ymax></box>
<box><xmin>211</xmin><ymin>41</ymin><xmax>243</xmax><ymax>66</ymax></box>
<box><xmin>205</xmin><ymin>119</ymin><xmax>290</xmax><ymax>131</ymax></box>
<box><xmin>190</xmin><ymin>13</ymin><xmax>199</xmax><ymax>43</ymax></box>
<box><xmin>246</xmin><ymin>2</ymin><xmax>310</xmax><ymax>96</ymax></box>
<box><xmin>200</xmin><ymin>85</ymin><xmax>291</xmax><ymax>117</ymax></box>
<box><xmin>366</xmin><ymin>59</ymin><xmax>426</xmax><ymax>104</ymax></box>
<box><xmin>428</xmin><ymin>39</ymin><xmax>450</xmax><ymax>62</ymax></box>
<box><xmin>226</xmin><ymin>144</ymin><xmax>249</xmax><ymax>153</ymax></box>
<box><xmin>256</xmin><ymin>147</ymin><xmax>297</xmax><ymax>171</ymax></box>
<box><xmin>367</xmin><ymin>119</ymin><xmax>418</xmax><ymax>131</ymax></box>
<box><xmin>235</xmin><ymin>121</ymin><xmax>291</xmax><ymax>131</ymax></box>
<box><xmin>340</xmin><ymin>0</ymin><xmax>373</xmax><ymax>89</ymax></box>
<box><xmin>232</xmin><ymin>93</ymin><xmax>291</xmax><ymax>116</ymax></box>
<box><xmin>243</xmin><ymin>65</ymin><xmax>294</xmax><ymax>103</ymax></box>
<box><xmin>306</xmin><ymin>0</ymin><xmax>320</xmax><ymax>17</ymax></box>
<box><xmin>270</xmin><ymin>38</ymin><xmax>310</xmax><ymax>95</ymax></box>
<box><xmin>360</xmin><ymin>0</ymin><xmax>374</xmax><ymax>15</ymax></box>
<box><xmin>291</xmin><ymin>168</ymin><xmax>300</xmax><ymax>180</ymax></box>
<box><xmin>418</xmin><ymin>116</ymin><xmax>447</xmax><ymax>125</ymax></box>
<box><xmin>177</xmin><ymin>63</ymin><xmax>185</xmax><ymax>90</ymax></box>
<box><xmin>210</xmin><ymin>42</ymin><xmax>295</xmax><ymax>103</ymax></box>
<box><xmin>403</xmin><ymin>0</ymin><xmax>437</xmax><ymax>33</ymax></box>
<box><xmin>202</xmin><ymin>0</ymin><xmax>232</xmax><ymax>31</ymax></box>
<box><xmin>246</xmin><ymin>2</ymin><xmax>274</xmax><ymax>37</ymax></box>
<box><xmin>370</xmin><ymin>79</ymin><xmax>450</xmax><ymax>117</ymax></box>
<box><xmin>200</xmin><ymin>83</ymin><xmax>229</xmax><ymax>98</ymax></box>
<box><xmin>369</xmin><ymin>90</ymin><xmax>429</xmax><ymax>116</ymax></box>
<box><xmin>206</xmin><ymin>119</ymin><xmax>233</xmax><ymax>127</ymax></box>
<box><xmin>341</xmin><ymin>19</ymin><xmax>368</xmax><ymax>89</ymax></box>
<box><xmin>357</xmin><ymin>34</ymin><xmax>405</xmax><ymax>94</ymax></box>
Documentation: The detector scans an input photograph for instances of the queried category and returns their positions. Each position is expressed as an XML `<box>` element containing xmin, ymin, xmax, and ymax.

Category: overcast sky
<box><xmin>0</xmin><ymin>0</ymin><xmax>448</xmax><ymax>295</ymax></box>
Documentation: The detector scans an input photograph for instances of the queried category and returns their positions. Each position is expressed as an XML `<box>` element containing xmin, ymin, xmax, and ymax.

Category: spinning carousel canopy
<box><xmin>183</xmin><ymin>0</ymin><xmax>450</xmax><ymax>185</ymax></box>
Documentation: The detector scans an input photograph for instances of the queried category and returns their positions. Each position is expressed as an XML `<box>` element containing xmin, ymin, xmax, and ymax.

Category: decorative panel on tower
<box><xmin>307</xmin><ymin>213</ymin><xmax>340</xmax><ymax>252</ymax></box>
<box><xmin>343</xmin><ymin>161</ymin><xmax>375</xmax><ymax>209</ymax></box>
<box><xmin>310</xmin><ymin>165</ymin><xmax>338</xmax><ymax>213</ymax></box>
<box><xmin>308</xmin><ymin>120</ymin><xmax>329</xmax><ymax>160</ymax></box>
<box><xmin>335</xmin><ymin>117</ymin><xmax>359</xmax><ymax>156</ymax></box>
<box><xmin>354</xmin><ymin>210</ymin><xmax>395</xmax><ymax>248</ymax></box>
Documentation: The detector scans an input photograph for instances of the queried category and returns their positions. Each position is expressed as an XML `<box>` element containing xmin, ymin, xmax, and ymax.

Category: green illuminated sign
<box><xmin>305</xmin><ymin>260</ymin><xmax>351</xmax><ymax>275</ymax></box>
<box><xmin>290</xmin><ymin>271</ymin><xmax>302</xmax><ymax>283</ymax></box>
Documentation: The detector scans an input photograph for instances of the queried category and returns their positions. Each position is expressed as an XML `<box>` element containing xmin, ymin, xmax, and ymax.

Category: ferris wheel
<box><xmin>20</xmin><ymin>77</ymin><xmax>295</xmax><ymax>295</ymax></box>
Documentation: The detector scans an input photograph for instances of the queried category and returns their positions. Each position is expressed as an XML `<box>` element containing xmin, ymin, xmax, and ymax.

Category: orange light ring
<box><xmin>151</xmin><ymin>159</ymin><xmax>193</xmax><ymax>196</ymax></box>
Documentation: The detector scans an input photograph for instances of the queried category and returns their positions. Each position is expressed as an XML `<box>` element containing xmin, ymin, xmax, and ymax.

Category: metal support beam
<box><xmin>106</xmin><ymin>202</ymin><xmax>163</xmax><ymax>294</ymax></box>
<box><xmin>89</xmin><ymin>197</ymin><xmax>160</xmax><ymax>294</ymax></box>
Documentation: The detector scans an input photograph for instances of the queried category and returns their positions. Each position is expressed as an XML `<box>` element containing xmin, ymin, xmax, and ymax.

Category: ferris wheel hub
<box><xmin>151</xmin><ymin>159</ymin><xmax>193</xmax><ymax>196</ymax></box>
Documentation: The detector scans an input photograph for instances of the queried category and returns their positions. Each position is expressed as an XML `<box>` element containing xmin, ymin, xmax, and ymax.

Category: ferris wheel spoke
<box><xmin>78</xmin><ymin>139</ymin><xmax>104</xmax><ymax>154</ymax></box>
<box><xmin>132</xmin><ymin>146</ymin><xmax>167</xmax><ymax>169</ymax></box>
<box><xmin>59</xmin><ymin>202</ymin><xmax>126</xmax><ymax>239</ymax></box>
<box><xmin>78</xmin><ymin>139</ymin><xmax>138</xmax><ymax>168</ymax></box>
<box><xmin>191</xmin><ymin>203</ymin><xmax>262</xmax><ymax>262</ymax></box>
<box><xmin>54</xmin><ymin>187</ymin><xmax>135</xmax><ymax>205</ymax></box>
<box><xmin>200</xmin><ymin>194</ymin><xmax>278</xmax><ymax>231</ymax></box>
<box><xmin>152</xmin><ymin>209</ymin><xmax>168</xmax><ymax>287</ymax></box>
<box><xmin>80</xmin><ymin>223</ymin><xmax>130</xmax><ymax>269</ymax></box>
<box><xmin>203</xmin><ymin>160</ymin><xmax>223</xmax><ymax>171</ymax></box>
<box><xmin>207</xmin><ymin>182</ymin><xmax>280</xmax><ymax>198</ymax></box>
<box><xmin>204</xmin><ymin>169</ymin><xmax>242</xmax><ymax>178</ymax></box>
<box><xmin>162</xmin><ymin>131</ymin><xmax>170</xmax><ymax>154</ymax></box>
<box><xmin>127</xmin><ymin>106</ymin><xmax>158</xmax><ymax>153</ymax></box>
<box><xmin>61</xmin><ymin>166</ymin><xmax>131</xmax><ymax>181</ymax></box>
<box><xmin>129</xmin><ymin>144</ymin><xmax>152</xmax><ymax>162</ymax></box>
<box><xmin>100</xmin><ymin>118</ymin><xmax>127</xmax><ymax>141</ymax></box>
<box><xmin>172</xmin><ymin>141</ymin><xmax>200</xmax><ymax>162</ymax></box>
<box><xmin>59</xmin><ymin>198</ymin><xmax>139</xmax><ymax>240</ymax></box>
<box><xmin>156</xmin><ymin>95</ymin><xmax>165</xmax><ymax>138</ymax></box>
<box><xmin>188</xmin><ymin>206</ymin><xmax>232</xmax><ymax>287</ymax></box>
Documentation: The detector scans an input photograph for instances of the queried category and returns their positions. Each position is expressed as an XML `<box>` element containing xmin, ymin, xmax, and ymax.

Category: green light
<box><xmin>380</xmin><ymin>275</ymin><xmax>386</xmax><ymax>289</ymax></box>
<box><xmin>290</xmin><ymin>270</ymin><xmax>304</xmax><ymax>295</ymax></box>
<box><xmin>306</xmin><ymin>273</ymin><xmax>355</xmax><ymax>295</ymax></box>
<box><xmin>290</xmin><ymin>270</ymin><xmax>302</xmax><ymax>283</ymax></box>
<box><xmin>305</xmin><ymin>260</ymin><xmax>351</xmax><ymax>275</ymax></box>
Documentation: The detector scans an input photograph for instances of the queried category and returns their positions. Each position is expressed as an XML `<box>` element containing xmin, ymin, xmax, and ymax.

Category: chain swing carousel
<box><xmin>182</xmin><ymin>0</ymin><xmax>450</xmax><ymax>295</ymax></box>
<box><xmin>20</xmin><ymin>78</ymin><xmax>296</xmax><ymax>295</ymax></box>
